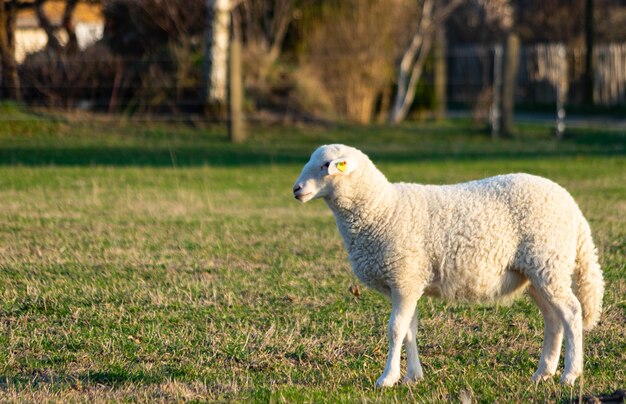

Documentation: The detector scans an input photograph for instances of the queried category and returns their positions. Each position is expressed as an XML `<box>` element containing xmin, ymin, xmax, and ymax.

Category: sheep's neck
<box><xmin>326</xmin><ymin>176</ymin><xmax>395</xmax><ymax>248</ymax></box>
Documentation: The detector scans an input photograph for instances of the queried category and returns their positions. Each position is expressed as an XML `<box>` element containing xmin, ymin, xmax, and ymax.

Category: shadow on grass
<box><xmin>0</xmin><ymin>368</ymin><xmax>177</xmax><ymax>389</ymax></box>
<box><xmin>567</xmin><ymin>389</ymin><xmax>626</xmax><ymax>404</ymax></box>
<box><xmin>0</xmin><ymin>145</ymin><xmax>624</xmax><ymax>168</ymax></box>
<box><xmin>0</xmin><ymin>124</ymin><xmax>624</xmax><ymax>167</ymax></box>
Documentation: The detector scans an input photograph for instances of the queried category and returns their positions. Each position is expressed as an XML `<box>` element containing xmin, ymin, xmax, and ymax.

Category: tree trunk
<box><xmin>388</xmin><ymin>0</ymin><xmax>462</xmax><ymax>125</ymax></box>
<box><xmin>500</xmin><ymin>31</ymin><xmax>519</xmax><ymax>138</ymax></box>
<box><xmin>35</xmin><ymin>0</ymin><xmax>63</xmax><ymax>52</ymax></box>
<box><xmin>266</xmin><ymin>0</ymin><xmax>291</xmax><ymax>69</ymax></box>
<box><xmin>0</xmin><ymin>0</ymin><xmax>21</xmax><ymax>100</ymax></box>
<box><xmin>204</xmin><ymin>0</ymin><xmax>230</xmax><ymax>115</ymax></box>
<box><xmin>377</xmin><ymin>84</ymin><xmax>392</xmax><ymax>123</ymax></box>
<box><xmin>433</xmin><ymin>26</ymin><xmax>447</xmax><ymax>121</ymax></box>
<box><xmin>108</xmin><ymin>57</ymin><xmax>125</xmax><ymax>113</ymax></box>
<box><xmin>583</xmin><ymin>0</ymin><xmax>594</xmax><ymax>105</ymax></box>
<box><xmin>388</xmin><ymin>33</ymin><xmax>433</xmax><ymax>124</ymax></box>
<box><xmin>62</xmin><ymin>0</ymin><xmax>79</xmax><ymax>54</ymax></box>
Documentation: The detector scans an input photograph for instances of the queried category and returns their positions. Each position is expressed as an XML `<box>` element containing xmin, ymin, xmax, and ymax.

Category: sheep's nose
<box><xmin>293</xmin><ymin>184</ymin><xmax>302</xmax><ymax>194</ymax></box>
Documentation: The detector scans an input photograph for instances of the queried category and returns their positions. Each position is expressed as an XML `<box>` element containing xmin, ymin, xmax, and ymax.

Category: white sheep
<box><xmin>293</xmin><ymin>144</ymin><xmax>604</xmax><ymax>387</ymax></box>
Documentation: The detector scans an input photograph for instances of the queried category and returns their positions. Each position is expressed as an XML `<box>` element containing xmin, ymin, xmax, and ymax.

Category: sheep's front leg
<box><xmin>375</xmin><ymin>290</ymin><xmax>418</xmax><ymax>388</ymax></box>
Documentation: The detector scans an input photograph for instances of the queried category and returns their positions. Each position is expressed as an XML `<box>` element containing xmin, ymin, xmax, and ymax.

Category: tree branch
<box><xmin>62</xmin><ymin>0</ymin><xmax>78</xmax><ymax>53</ymax></box>
<box><xmin>389</xmin><ymin>0</ymin><xmax>464</xmax><ymax>124</ymax></box>
<box><xmin>35</xmin><ymin>0</ymin><xmax>63</xmax><ymax>51</ymax></box>
<box><xmin>431</xmin><ymin>0</ymin><xmax>464</xmax><ymax>26</ymax></box>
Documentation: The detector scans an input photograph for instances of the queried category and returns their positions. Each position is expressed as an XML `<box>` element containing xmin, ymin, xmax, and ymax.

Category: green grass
<box><xmin>0</xmin><ymin>108</ymin><xmax>624</xmax><ymax>401</ymax></box>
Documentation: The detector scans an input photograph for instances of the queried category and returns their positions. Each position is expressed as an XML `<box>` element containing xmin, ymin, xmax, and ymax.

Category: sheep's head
<box><xmin>293</xmin><ymin>144</ymin><xmax>361</xmax><ymax>203</ymax></box>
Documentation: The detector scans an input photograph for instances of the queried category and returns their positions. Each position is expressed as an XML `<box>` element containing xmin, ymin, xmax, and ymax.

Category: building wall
<box><xmin>15</xmin><ymin>22</ymin><xmax>104</xmax><ymax>62</ymax></box>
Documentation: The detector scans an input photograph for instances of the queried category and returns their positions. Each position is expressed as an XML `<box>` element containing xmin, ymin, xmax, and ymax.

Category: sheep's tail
<box><xmin>573</xmin><ymin>219</ymin><xmax>604</xmax><ymax>331</ymax></box>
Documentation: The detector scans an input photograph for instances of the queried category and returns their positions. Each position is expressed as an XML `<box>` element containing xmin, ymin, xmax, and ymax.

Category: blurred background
<box><xmin>0</xmin><ymin>3</ymin><xmax>624</xmax><ymax>401</ymax></box>
<box><xmin>0</xmin><ymin>0</ymin><xmax>625</xmax><ymax>138</ymax></box>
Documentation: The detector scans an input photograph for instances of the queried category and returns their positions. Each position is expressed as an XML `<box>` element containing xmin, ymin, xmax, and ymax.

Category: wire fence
<box><xmin>1</xmin><ymin>42</ymin><xmax>626</xmax><ymax>122</ymax></box>
<box><xmin>447</xmin><ymin>43</ymin><xmax>626</xmax><ymax>107</ymax></box>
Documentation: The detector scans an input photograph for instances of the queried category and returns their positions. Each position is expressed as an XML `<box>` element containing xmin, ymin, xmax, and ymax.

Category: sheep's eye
<box><xmin>321</xmin><ymin>162</ymin><xmax>330</xmax><ymax>170</ymax></box>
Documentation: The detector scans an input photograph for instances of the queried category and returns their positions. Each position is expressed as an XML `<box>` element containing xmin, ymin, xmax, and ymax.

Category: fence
<box><xmin>593</xmin><ymin>44</ymin><xmax>626</xmax><ymax>105</ymax></box>
<box><xmin>2</xmin><ymin>41</ymin><xmax>626</xmax><ymax>121</ymax></box>
<box><xmin>447</xmin><ymin>43</ymin><xmax>626</xmax><ymax>107</ymax></box>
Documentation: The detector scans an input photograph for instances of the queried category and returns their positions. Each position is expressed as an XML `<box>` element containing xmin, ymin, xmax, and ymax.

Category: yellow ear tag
<box><xmin>336</xmin><ymin>161</ymin><xmax>347</xmax><ymax>172</ymax></box>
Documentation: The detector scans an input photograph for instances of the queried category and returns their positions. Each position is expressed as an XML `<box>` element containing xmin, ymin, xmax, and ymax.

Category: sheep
<box><xmin>292</xmin><ymin>144</ymin><xmax>604</xmax><ymax>387</ymax></box>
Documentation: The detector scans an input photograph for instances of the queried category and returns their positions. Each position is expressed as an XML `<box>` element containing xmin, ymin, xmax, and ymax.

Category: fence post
<box><xmin>556</xmin><ymin>45</ymin><xmax>568</xmax><ymax>139</ymax></box>
<box><xmin>491</xmin><ymin>45</ymin><xmax>503</xmax><ymax>139</ymax></box>
<box><xmin>229</xmin><ymin>25</ymin><xmax>245</xmax><ymax>143</ymax></box>
<box><xmin>433</xmin><ymin>26</ymin><xmax>447</xmax><ymax>121</ymax></box>
<box><xmin>583</xmin><ymin>0</ymin><xmax>594</xmax><ymax>105</ymax></box>
<box><xmin>501</xmin><ymin>32</ymin><xmax>520</xmax><ymax>138</ymax></box>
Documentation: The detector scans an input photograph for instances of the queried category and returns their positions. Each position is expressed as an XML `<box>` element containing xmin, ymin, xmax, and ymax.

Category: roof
<box><xmin>16</xmin><ymin>1</ymin><xmax>103</xmax><ymax>29</ymax></box>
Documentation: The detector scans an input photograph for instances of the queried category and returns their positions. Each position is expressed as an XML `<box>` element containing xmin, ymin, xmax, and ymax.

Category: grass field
<box><xmin>0</xmin><ymin>106</ymin><xmax>624</xmax><ymax>401</ymax></box>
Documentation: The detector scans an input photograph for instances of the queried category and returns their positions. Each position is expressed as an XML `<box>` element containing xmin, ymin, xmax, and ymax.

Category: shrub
<box><xmin>19</xmin><ymin>43</ymin><xmax>117</xmax><ymax>110</ymax></box>
<box><xmin>302</xmin><ymin>0</ymin><xmax>416</xmax><ymax>123</ymax></box>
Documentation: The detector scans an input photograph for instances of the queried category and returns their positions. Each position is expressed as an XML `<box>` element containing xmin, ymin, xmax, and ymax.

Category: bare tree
<box><xmin>478</xmin><ymin>0</ymin><xmax>514</xmax><ymax>31</ymax></box>
<box><xmin>389</xmin><ymin>0</ymin><xmax>514</xmax><ymax>124</ymax></box>
<box><xmin>388</xmin><ymin>0</ymin><xmax>463</xmax><ymax>124</ymax></box>
<box><xmin>237</xmin><ymin>0</ymin><xmax>293</xmax><ymax>82</ymax></box>
<box><xmin>61</xmin><ymin>0</ymin><xmax>79</xmax><ymax>53</ymax></box>
<box><xmin>34</xmin><ymin>0</ymin><xmax>79</xmax><ymax>54</ymax></box>
<box><xmin>0</xmin><ymin>0</ymin><xmax>22</xmax><ymax>100</ymax></box>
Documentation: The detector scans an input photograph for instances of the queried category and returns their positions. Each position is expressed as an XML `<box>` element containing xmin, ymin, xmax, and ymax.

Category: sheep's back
<box><xmin>420</xmin><ymin>173</ymin><xmax>582</xmax><ymax>303</ymax></box>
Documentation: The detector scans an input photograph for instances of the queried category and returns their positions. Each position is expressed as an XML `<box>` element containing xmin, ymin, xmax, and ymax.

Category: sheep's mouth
<box><xmin>294</xmin><ymin>192</ymin><xmax>312</xmax><ymax>202</ymax></box>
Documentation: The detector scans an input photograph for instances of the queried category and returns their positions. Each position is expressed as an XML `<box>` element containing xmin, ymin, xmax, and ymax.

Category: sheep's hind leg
<box><xmin>376</xmin><ymin>290</ymin><xmax>419</xmax><ymax>388</ymax></box>
<box><xmin>528</xmin><ymin>285</ymin><xmax>563</xmax><ymax>382</ymax></box>
<box><xmin>552</xmin><ymin>291</ymin><xmax>583</xmax><ymax>385</ymax></box>
<box><xmin>402</xmin><ymin>309</ymin><xmax>423</xmax><ymax>383</ymax></box>
<box><xmin>529</xmin><ymin>279</ymin><xmax>583</xmax><ymax>385</ymax></box>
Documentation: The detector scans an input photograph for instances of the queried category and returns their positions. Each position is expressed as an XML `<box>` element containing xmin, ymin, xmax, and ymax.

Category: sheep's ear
<box><xmin>328</xmin><ymin>158</ymin><xmax>357</xmax><ymax>176</ymax></box>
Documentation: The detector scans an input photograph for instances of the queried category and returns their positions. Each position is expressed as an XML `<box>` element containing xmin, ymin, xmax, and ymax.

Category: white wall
<box><xmin>15</xmin><ymin>22</ymin><xmax>104</xmax><ymax>63</ymax></box>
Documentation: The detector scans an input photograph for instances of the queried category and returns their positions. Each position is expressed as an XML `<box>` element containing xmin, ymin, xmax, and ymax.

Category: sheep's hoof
<box><xmin>402</xmin><ymin>374</ymin><xmax>422</xmax><ymax>385</ymax></box>
<box><xmin>560</xmin><ymin>372</ymin><xmax>580</xmax><ymax>386</ymax></box>
<box><xmin>531</xmin><ymin>370</ymin><xmax>555</xmax><ymax>383</ymax></box>
<box><xmin>375</xmin><ymin>373</ymin><xmax>400</xmax><ymax>388</ymax></box>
